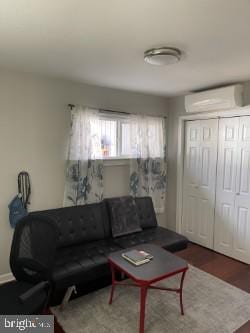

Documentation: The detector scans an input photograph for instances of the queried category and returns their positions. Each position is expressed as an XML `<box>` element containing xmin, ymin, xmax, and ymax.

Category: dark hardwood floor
<box><xmin>176</xmin><ymin>243</ymin><xmax>250</xmax><ymax>333</ymax></box>
<box><xmin>53</xmin><ymin>243</ymin><xmax>250</xmax><ymax>333</ymax></box>
<box><xmin>176</xmin><ymin>243</ymin><xmax>250</xmax><ymax>293</ymax></box>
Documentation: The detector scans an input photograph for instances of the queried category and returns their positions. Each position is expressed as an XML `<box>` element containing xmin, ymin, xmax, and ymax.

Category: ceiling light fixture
<box><xmin>144</xmin><ymin>47</ymin><xmax>181</xmax><ymax>66</ymax></box>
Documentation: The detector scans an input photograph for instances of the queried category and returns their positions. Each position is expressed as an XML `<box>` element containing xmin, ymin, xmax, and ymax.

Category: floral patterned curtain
<box><xmin>129</xmin><ymin>115</ymin><xmax>167</xmax><ymax>213</ymax></box>
<box><xmin>64</xmin><ymin>107</ymin><xmax>104</xmax><ymax>206</ymax></box>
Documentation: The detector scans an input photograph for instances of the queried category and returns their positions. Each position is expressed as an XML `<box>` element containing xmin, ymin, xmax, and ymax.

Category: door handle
<box><xmin>236</xmin><ymin>192</ymin><xmax>240</xmax><ymax>196</ymax></box>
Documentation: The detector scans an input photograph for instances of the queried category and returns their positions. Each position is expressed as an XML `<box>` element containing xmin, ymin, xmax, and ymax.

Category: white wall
<box><xmin>0</xmin><ymin>68</ymin><xmax>168</xmax><ymax>276</ymax></box>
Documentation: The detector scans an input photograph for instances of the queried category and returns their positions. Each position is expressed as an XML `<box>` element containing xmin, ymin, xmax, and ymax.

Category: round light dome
<box><xmin>144</xmin><ymin>47</ymin><xmax>181</xmax><ymax>66</ymax></box>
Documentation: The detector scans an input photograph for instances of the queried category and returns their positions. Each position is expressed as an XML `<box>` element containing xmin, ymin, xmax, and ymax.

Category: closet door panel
<box><xmin>233</xmin><ymin>116</ymin><xmax>250</xmax><ymax>263</ymax></box>
<box><xmin>182</xmin><ymin>120</ymin><xmax>200</xmax><ymax>242</ymax></box>
<box><xmin>183</xmin><ymin>195</ymin><xmax>197</xmax><ymax>239</ymax></box>
<box><xmin>233</xmin><ymin>205</ymin><xmax>249</xmax><ymax>262</ymax></box>
<box><xmin>197</xmin><ymin>197</ymin><xmax>210</xmax><ymax>241</ymax></box>
<box><xmin>220</xmin><ymin>203</ymin><xmax>234</xmax><ymax>247</ymax></box>
<box><xmin>184</xmin><ymin>120</ymin><xmax>200</xmax><ymax>193</ymax></box>
<box><xmin>196</xmin><ymin>119</ymin><xmax>218</xmax><ymax>247</ymax></box>
<box><xmin>214</xmin><ymin>117</ymin><xmax>239</xmax><ymax>257</ymax></box>
<box><xmin>182</xmin><ymin>119</ymin><xmax>218</xmax><ymax>248</ymax></box>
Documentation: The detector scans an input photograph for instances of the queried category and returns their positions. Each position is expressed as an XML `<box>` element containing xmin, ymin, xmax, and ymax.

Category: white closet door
<box><xmin>233</xmin><ymin>116</ymin><xmax>250</xmax><ymax>263</ymax></box>
<box><xmin>214</xmin><ymin>117</ymin><xmax>239</xmax><ymax>257</ymax></box>
<box><xmin>182</xmin><ymin>120</ymin><xmax>200</xmax><ymax>242</ymax></box>
<box><xmin>182</xmin><ymin>119</ymin><xmax>218</xmax><ymax>248</ymax></box>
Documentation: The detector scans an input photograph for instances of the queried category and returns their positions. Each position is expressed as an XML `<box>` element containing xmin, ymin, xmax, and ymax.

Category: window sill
<box><xmin>103</xmin><ymin>158</ymin><xmax>130</xmax><ymax>166</ymax></box>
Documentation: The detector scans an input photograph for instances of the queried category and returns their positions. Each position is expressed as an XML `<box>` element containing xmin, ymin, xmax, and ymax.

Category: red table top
<box><xmin>108</xmin><ymin>243</ymin><xmax>188</xmax><ymax>284</ymax></box>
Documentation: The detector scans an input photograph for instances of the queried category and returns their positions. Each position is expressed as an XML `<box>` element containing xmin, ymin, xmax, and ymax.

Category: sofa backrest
<box><xmin>31</xmin><ymin>202</ymin><xmax>109</xmax><ymax>248</ymax></box>
<box><xmin>30</xmin><ymin>196</ymin><xmax>157</xmax><ymax>248</ymax></box>
<box><xmin>135</xmin><ymin>197</ymin><xmax>158</xmax><ymax>229</ymax></box>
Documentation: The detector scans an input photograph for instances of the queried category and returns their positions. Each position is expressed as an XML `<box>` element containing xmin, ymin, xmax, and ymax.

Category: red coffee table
<box><xmin>108</xmin><ymin>243</ymin><xmax>188</xmax><ymax>333</ymax></box>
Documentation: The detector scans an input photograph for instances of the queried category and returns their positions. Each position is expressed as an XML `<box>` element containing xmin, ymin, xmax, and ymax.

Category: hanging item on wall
<box><xmin>18</xmin><ymin>171</ymin><xmax>31</xmax><ymax>209</ymax></box>
<box><xmin>8</xmin><ymin>171</ymin><xmax>31</xmax><ymax>228</ymax></box>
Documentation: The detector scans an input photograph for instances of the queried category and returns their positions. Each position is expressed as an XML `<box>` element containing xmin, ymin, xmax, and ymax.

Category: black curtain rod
<box><xmin>67</xmin><ymin>104</ymin><xmax>167</xmax><ymax>119</ymax></box>
<box><xmin>101</xmin><ymin>109</ymin><xmax>129</xmax><ymax>115</ymax></box>
<box><xmin>67</xmin><ymin>104</ymin><xmax>129</xmax><ymax>115</ymax></box>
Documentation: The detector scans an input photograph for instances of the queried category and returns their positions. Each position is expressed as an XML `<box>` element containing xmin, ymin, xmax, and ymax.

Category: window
<box><xmin>99</xmin><ymin>114</ymin><xmax>131</xmax><ymax>159</ymax></box>
<box><xmin>84</xmin><ymin>110</ymin><xmax>166</xmax><ymax>161</ymax></box>
<box><xmin>69</xmin><ymin>107</ymin><xmax>166</xmax><ymax>163</ymax></box>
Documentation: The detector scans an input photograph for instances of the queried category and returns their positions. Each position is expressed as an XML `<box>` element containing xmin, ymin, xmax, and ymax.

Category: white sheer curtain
<box><xmin>129</xmin><ymin>115</ymin><xmax>167</xmax><ymax>213</ymax></box>
<box><xmin>64</xmin><ymin>107</ymin><xmax>104</xmax><ymax>206</ymax></box>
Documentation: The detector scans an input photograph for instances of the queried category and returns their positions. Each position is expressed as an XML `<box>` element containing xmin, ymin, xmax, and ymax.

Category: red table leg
<box><xmin>109</xmin><ymin>263</ymin><xmax>116</xmax><ymax>305</ymax></box>
<box><xmin>139</xmin><ymin>285</ymin><xmax>148</xmax><ymax>333</ymax></box>
<box><xmin>108</xmin><ymin>257</ymin><xmax>188</xmax><ymax>332</ymax></box>
<box><xmin>179</xmin><ymin>269</ymin><xmax>187</xmax><ymax>315</ymax></box>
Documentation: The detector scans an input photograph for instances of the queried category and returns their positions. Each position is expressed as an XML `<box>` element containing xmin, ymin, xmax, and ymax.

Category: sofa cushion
<box><xmin>106</xmin><ymin>196</ymin><xmax>142</xmax><ymax>238</ymax></box>
<box><xmin>52</xmin><ymin>239</ymin><xmax>121</xmax><ymax>288</ymax></box>
<box><xmin>135</xmin><ymin>197</ymin><xmax>158</xmax><ymax>229</ymax></box>
<box><xmin>32</xmin><ymin>202</ymin><xmax>109</xmax><ymax>248</ymax></box>
<box><xmin>113</xmin><ymin>226</ymin><xmax>188</xmax><ymax>252</ymax></box>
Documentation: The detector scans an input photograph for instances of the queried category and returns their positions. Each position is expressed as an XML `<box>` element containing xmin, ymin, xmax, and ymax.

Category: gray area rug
<box><xmin>52</xmin><ymin>265</ymin><xmax>250</xmax><ymax>333</ymax></box>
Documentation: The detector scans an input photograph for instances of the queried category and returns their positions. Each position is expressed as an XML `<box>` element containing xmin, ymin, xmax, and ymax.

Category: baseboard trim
<box><xmin>0</xmin><ymin>272</ymin><xmax>15</xmax><ymax>284</ymax></box>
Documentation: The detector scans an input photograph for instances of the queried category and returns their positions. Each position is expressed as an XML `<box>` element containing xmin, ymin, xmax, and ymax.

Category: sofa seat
<box><xmin>113</xmin><ymin>226</ymin><xmax>188</xmax><ymax>252</ymax></box>
<box><xmin>52</xmin><ymin>239</ymin><xmax>121</xmax><ymax>288</ymax></box>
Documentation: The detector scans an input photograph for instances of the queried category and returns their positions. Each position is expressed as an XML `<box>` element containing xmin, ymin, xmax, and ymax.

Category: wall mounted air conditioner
<box><xmin>185</xmin><ymin>84</ymin><xmax>243</xmax><ymax>113</ymax></box>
